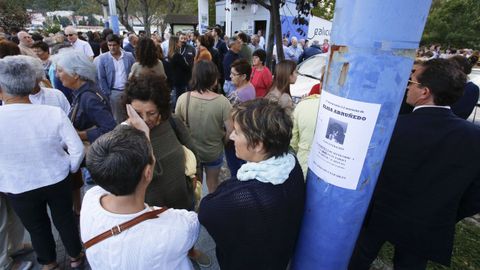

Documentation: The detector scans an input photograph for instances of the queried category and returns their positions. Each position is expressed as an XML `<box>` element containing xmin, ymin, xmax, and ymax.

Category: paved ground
<box><xmin>14</xmin><ymin>107</ymin><xmax>480</xmax><ymax>269</ymax></box>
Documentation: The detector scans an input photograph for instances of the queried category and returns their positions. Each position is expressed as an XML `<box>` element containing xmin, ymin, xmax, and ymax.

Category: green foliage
<box><xmin>209</xmin><ymin>0</ymin><xmax>216</xmax><ymax>27</ymax></box>
<box><xmin>311</xmin><ymin>0</ymin><xmax>335</xmax><ymax>20</ymax></box>
<box><xmin>378</xmin><ymin>221</ymin><xmax>480</xmax><ymax>270</ymax></box>
<box><xmin>44</xmin><ymin>23</ymin><xmax>61</xmax><ymax>34</ymax></box>
<box><xmin>422</xmin><ymin>0</ymin><xmax>480</xmax><ymax>49</ymax></box>
<box><xmin>0</xmin><ymin>0</ymin><xmax>30</xmax><ymax>29</ymax></box>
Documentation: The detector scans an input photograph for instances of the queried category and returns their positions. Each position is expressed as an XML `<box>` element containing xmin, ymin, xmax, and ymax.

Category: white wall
<box><xmin>215</xmin><ymin>0</ymin><xmax>298</xmax><ymax>44</ymax></box>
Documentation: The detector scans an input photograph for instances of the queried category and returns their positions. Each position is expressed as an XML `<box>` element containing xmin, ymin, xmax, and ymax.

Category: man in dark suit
<box><xmin>349</xmin><ymin>59</ymin><xmax>480</xmax><ymax>270</ymax></box>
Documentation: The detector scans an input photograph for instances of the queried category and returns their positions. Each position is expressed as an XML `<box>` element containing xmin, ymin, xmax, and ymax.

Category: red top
<box><xmin>322</xmin><ymin>43</ymin><xmax>329</xmax><ymax>53</ymax></box>
<box><xmin>308</xmin><ymin>83</ymin><xmax>322</xmax><ymax>96</ymax></box>
<box><xmin>250</xmin><ymin>66</ymin><xmax>273</xmax><ymax>97</ymax></box>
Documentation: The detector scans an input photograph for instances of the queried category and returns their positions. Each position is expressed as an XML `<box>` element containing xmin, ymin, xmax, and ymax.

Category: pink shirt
<box><xmin>251</xmin><ymin>66</ymin><xmax>273</xmax><ymax>97</ymax></box>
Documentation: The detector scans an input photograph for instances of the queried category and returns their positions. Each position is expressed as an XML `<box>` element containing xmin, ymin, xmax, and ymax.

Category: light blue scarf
<box><xmin>236</xmin><ymin>153</ymin><xmax>296</xmax><ymax>185</ymax></box>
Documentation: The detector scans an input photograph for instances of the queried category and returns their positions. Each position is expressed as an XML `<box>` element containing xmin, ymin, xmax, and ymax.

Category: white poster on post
<box><xmin>308</xmin><ymin>91</ymin><xmax>381</xmax><ymax>190</ymax></box>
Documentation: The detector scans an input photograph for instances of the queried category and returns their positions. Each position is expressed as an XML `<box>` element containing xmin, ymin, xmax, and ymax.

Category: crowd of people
<box><xmin>0</xmin><ymin>23</ymin><xmax>479</xmax><ymax>270</ymax></box>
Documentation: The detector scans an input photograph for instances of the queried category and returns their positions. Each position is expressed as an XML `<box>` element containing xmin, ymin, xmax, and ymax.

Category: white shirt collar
<box><xmin>109</xmin><ymin>50</ymin><xmax>124</xmax><ymax>60</ymax></box>
<box><xmin>413</xmin><ymin>105</ymin><xmax>451</xmax><ymax>112</ymax></box>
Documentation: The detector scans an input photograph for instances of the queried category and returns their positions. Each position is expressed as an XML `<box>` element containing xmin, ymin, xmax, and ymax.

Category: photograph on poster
<box><xmin>325</xmin><ymin>118</ymin><xmax>347</xmax><ymax>145</ymax></box>
<box><xmin>308</xmin><ymin>91</ymin><xmax>381</xmax><ymax>189</ymax></box>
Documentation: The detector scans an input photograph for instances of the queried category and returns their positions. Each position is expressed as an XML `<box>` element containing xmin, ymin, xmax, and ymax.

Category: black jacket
<box><xmin>298</xmin><ymin>44</ymin><xmax>322</xmax><ymax>64</ymax></box>
<box><xmin>365</xmin><ymin>107</ymin><xmax>480</xmax><ymax>265</ymax></box>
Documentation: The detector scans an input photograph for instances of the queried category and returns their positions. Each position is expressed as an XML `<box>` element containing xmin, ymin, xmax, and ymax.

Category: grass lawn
<box><xmin>377</xmin><ymin>220</ymin><xmax>480</xmax><ymax>270</ymax></box>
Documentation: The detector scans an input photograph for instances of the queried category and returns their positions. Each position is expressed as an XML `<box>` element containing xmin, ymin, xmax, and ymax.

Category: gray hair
<box><xmin>64</xmin><ymin>26</ymin><xmax>77</xmax><ymax>35</ymax></box>
<box><xmin>53</xmin><ymin>50</ymin><xmax>96</xmax><ymax>82</ymax></box>
<box><xmin>0</xmin><ymin>56</ymin><xmax>36</xmax><ymax>96</ymax></box>
<box><xmin>16</xmin><ymin>55</ymin><xmax>45</xmax><ymax>80</ymax></box>
<box><xmin>128</xmin><ymin>34</ymin><xmax>137</xmax><ymax>43</ymax></box>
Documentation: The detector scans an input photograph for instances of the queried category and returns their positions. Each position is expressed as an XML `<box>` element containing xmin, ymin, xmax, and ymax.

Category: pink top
<box><xmin>251</xmin><ymin>66</ymin><xmax>273</xmax><ymax>97</ymax></box>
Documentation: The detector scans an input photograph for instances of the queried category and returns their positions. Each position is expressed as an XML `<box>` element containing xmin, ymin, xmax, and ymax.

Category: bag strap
<box><xmin>69</xmin><ymin>89</ymin><xmax>106</xmax><ymax>123</ymax></box>
<box><xmin>83</xmin><ymin>207</ymin><xmax>169</xmax><ymax>249</ymax></box>
<box><xmin>185</xmin><ymin>91</ymin><xmax>191</xmax><ymax>128</ymax></box>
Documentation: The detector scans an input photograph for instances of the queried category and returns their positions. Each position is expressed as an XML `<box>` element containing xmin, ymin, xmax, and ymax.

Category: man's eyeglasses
<box><xmin>66</xmin><ymin>34</ymin><xmax>75</xmax><ymax>37</ymax></box>
<box><xmin>407</xmin><ymin>79</ymin><xmax>421</xmax><ymax>86</ymax></box>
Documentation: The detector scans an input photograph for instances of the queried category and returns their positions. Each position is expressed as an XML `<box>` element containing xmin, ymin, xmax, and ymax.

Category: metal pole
<box><xmin>108</xmin><ymin>0</ymin><xmax>120</xmax><ymax>34</ymax></box>
<box><xmin>291</xmin><ymin>1</ymin><xmax>432</xmax><ymax>269</ymax></box>
<box><xmin>102</xmin><ymin>4</ymin><xmax>109</xmax><ymax>29</ymax></box>
<box><xmin>225</xmin><ymin>0</ymin><xmax>232</xmax><ymax>37</ymax></box>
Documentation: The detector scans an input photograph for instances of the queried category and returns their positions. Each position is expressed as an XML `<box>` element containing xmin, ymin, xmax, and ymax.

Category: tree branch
<box><xmin>253</xmin><ymin>0</ymin><xmax>271</xmax><ymax>10</ymax></box>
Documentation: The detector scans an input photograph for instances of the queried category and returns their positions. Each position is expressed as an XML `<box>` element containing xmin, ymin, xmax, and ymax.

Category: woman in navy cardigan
<box><xmin>198</xmin><ymin>99</ymin><xmax>305</xmax><ymax>270</ymax></box>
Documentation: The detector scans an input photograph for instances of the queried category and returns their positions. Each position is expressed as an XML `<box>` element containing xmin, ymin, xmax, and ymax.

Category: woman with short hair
<box><xmin>265</xmin><ymin>60</ymin><xmax>298</xmax><ymax>112</ymax></box>
<box><xmin>228</xmin><ymin>58</ymin><xmax>255</xmax><ymax>105</ymax></box>
<box><xmin>225</xmin><ymin>58</ymin><xmax>256</xmax><ymax>176</ymax></box>
<box><xmin>198</xmin><ymin>98</ymin><xmax>305</xmax><ymax>270</ymax></box>
<box><xmin>55</xmin><ymin>50</ymin><xmax>116</xmax><ymax>214</ymax></box>
<box><xmin>54</xmin><ymin>50</ymin><xmax>116</xmax><ymax>143</ymax></box>
<box><xmin>0</xmin><ymin>55</ymin><xmax>85</xmax><ymax>270</ymax></box>
<box><xmin>175</xmin><ymin>60</ymin><xmax>233</xmax><ymax>193</ymax></box>
<box><xmin>250</xmin><ymin>49</ymin><xmax>273</xmax><ymax>97</ymax></box>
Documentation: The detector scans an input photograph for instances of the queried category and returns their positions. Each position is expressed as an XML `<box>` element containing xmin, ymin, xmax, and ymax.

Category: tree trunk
<box><xmin>140</xmin><ymin>0</ymin><xmax>151</xmax><ymax>37</ymax></box>
<box><xmin>117</xmin><ymin>0</ymin><xmax>135</xmax><ymax>32</ymax></box>
<box><xmin>266</xmin><ymin>14</ymin><xmax>275</xmax><ymax>70</ymax></box>
<box><xmin>253</xmin><ymin>0</ymin><xmax>283</xmax><ymax>70</ymax></box>
<box><xmin>271</xmin><ymin>0</ymin><xmax>284</xmax><ymax>62</ymax></box>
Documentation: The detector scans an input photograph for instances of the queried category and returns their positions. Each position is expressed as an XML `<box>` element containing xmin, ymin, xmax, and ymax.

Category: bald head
<box><xmin>17</xmin><ymin>31</ymin><xmax>33</xmax><ymax>47</ymax></box>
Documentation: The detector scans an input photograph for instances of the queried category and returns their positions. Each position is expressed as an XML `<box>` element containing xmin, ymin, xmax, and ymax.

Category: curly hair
<box><xmin>231</xmin><ymin>99</ymin><xmax>292</xmax><ymax>159</ymax></box>
<box><xmin>125</xmin><ymin>73</ymin><xmax>171</xmax><ymax>120</ymax></box>
<box><xmin>135</xmin><ymin>37</ymin><xmax>159</xmax><ymax>68</ymax></box>
<box><xmin>252</xmin><ymin>49</ymin><xmax>267</xmax><ymax>65</ymax></box>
